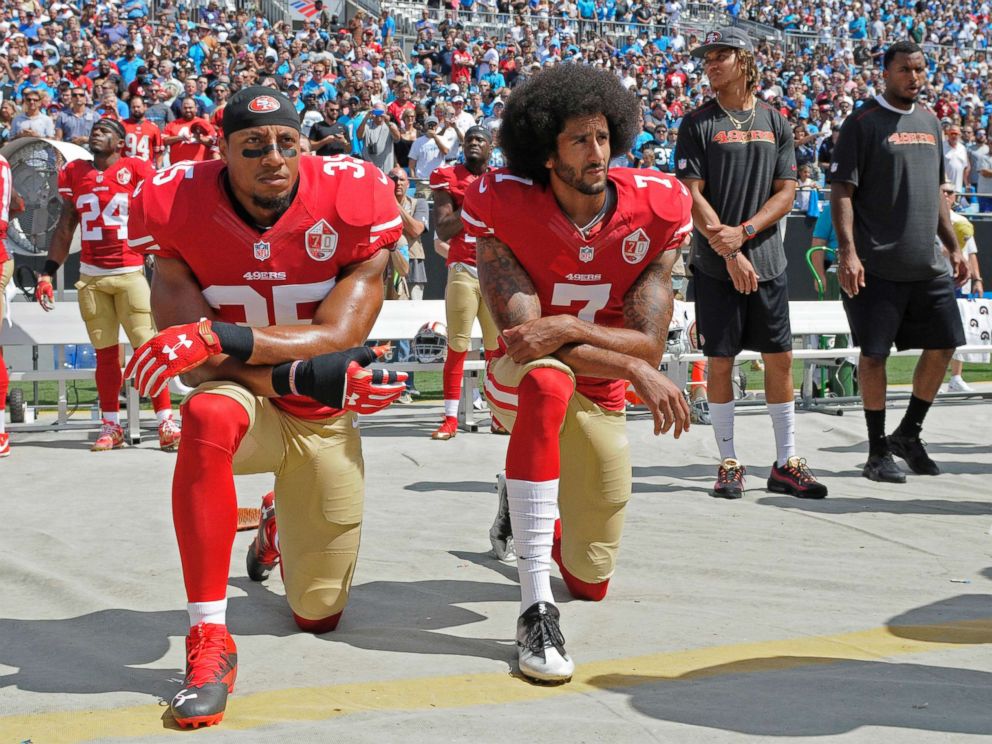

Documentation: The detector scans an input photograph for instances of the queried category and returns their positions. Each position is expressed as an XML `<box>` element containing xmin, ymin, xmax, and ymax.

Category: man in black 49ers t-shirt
<box><xmin>831</xmin><ymin>40</ymin><xmax>969</xmax><ymax>484</ymax></box>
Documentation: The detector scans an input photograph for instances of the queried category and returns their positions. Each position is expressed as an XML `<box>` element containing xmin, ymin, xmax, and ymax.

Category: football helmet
<box><xmin>413</xmin><ymin>321</ymin><xmax>448</xmax><ymax>363</ymax></box>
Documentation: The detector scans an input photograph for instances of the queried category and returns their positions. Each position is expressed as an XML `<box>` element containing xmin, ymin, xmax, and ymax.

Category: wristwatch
<box><xmin>741</xmin><ymin>222</ymin><xmax>757</xmax><ymax>241</ymax></box>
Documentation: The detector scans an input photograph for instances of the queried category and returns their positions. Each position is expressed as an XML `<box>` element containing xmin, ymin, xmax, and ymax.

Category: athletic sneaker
<box><xmin>490</xmin><ymin>416</ymin><xmax>509</xmax><ymax>435</ymax></box>
<box><xmin>171</xmin><ymin>623</ymin><xmax>237</xmax><ymax>729</ymax></box>
<box><xmin>712</xmin><ymin>458</ymin><xmax>746</xmax><ymax>499</ymax></box>
<box><xmin>690</xmin><ymin>398</ymin><xmax>711</xmax><ymax>425</ymax></box>
<box><xmin>431</xmin><ymin>417</ymin><xmax>458</xmax><ymax>440</ymax></box>
<box><xmin>887</xmin><ymin>433</ymin><xmax>940</xmax><ymax>476</ymax></box>
<box><xmin>862</xmin><ymin>452</ymin><xmax>906</xmax><ymax>483</ymax></box>
<box><xmin>946</xmin><ymin>376</ymin><xmax>974</xmax><ymax>393</ymax></box>
<box><xmin>489</xmin><ymin>473</ymin><xmax>515</xmax><ymax>561</ymax></box>
<box><xmin>92</xmin><ymin>419</ymin><xmax>125</xmax><ymax>452</ymax></box>
<box><xmin>516</xmin><ymin>602</ymin><xmax>574</xmax><ymax>683</ymax></box>
<box><xmin>158</xmin><ymin>417</ymin><xmax>182</xmax><ymax>451</ymax></box>
<box><xmin>767</xmin><ymin>456</ymin><xmax>828</xmax><ymax>499</ymax></box>
<box><xmin>0</xmin><ymin>432</ymin><xmax>9</xmax><ymax>458</ymax></box>
<box><xmin>246</xmin><ymin>492</ymin><xmax>280</xmax><ymax>582</ymax></box>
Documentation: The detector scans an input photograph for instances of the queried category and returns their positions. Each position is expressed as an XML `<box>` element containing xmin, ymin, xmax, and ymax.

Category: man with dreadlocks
<box><xmin>677</xmin><ymin>28</ymin><xmax>828</xmax><ymax>501</ymax></box>
<box><xmin>462</xmin><ymin>65</ymin><xmax>692</xmax><ymax>683</ymax></box>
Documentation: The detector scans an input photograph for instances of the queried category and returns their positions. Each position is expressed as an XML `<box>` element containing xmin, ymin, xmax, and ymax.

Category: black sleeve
<box><xmin>830</xmin><ymin>116</ymin><xmax>861</xmax><ymax>188</ymax></box>
<box><xmin>675</xmin><ymin>113</ymin><xmax>705</xmax><ymax>181</ymax></box>
<box><xmin>774</xmin><ymin>112</ymin><xmax>797</xmax><ymax>181</ymax></box>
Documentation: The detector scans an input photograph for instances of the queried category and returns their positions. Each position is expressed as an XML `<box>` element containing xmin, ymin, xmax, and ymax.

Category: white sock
<box><xmin>443</xmin><ymin>399</ymin><xmax>459</xmax><ymax>418</ymax></box>
<box><xmin>767</xmin><ymin>400</ymin><xmax>796</xmax><ymax>466</ymax></box>
<box><xmin>0</xmin><ymin>414</ymin><xmax>5</xmax><ymax>434</ymax></box>
<box><xmin>709</xmin><ymin>401</ymin><xmax>736</xmax><ymax>461</ymax></box>
<box><xmin>188</xmin><ymin>598</ymin><xmax>227</xmax><ymax>627</ymax></box>
<box><xmin>506</xmin><ymin>477</ymin><xmax>558</xmax><ymax>614</ymax></box>
<box><xmin>950</xmin><ymin>374</ymin><xmax>964</xmax><ymax>384</ymax></box>
<box><xmin>103</xmin><ymin>411</ymin><xmax>120</xmax><ymax>424</ymax></box>
<box><xmin>155</xmin><ymin>408</ymin><xmax>174</xmax><ymax>424</ymax></box>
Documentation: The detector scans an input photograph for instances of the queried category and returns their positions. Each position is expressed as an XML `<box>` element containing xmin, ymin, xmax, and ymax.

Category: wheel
<box><xmin>8</xmin><ymin>387</ymin><xmax>25</xmax><ymax>424</ymax></box>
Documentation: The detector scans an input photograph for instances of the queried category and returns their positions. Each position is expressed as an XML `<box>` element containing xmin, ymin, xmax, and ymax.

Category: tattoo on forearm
<box><xmin>477</xmin><ymin>236</ymin><xmax>541</xmax><ymax>330</ymax></box>
<box><xmin>624</xmin><ymin>260</ymin><xmax>670</xmax><ymax>343</ymax></box>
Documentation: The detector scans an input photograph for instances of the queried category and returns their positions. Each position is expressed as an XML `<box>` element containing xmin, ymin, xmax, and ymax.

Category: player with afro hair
<box><xmin>499</xmin><ymin>64</ymin><xmax>642</xmax><ymax>185</ymax></box>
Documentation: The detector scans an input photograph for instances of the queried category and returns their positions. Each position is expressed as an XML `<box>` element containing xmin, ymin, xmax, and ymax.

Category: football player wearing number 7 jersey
<box><xmin>462</xmin><ymin>65</ymin><xmax>692</xmax><ymax>683</ymax></box>
<box><xmin>125</xmin><ymin>87</ymin><xmax>407</xmax><ymax>729</ymax></box>
<box><xmin>35</xmin><ymin>117</ymin><xmax>181</xmax><ymax>452</ymax></box>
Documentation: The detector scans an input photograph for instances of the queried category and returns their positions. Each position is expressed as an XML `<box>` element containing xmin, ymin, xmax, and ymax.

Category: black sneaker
<box><xmin>767</xmin><ymin>456</ymin><xmax>828</xmax><ymax>499</ymax></box>
<box><xmin>712</xmin><ymin>458</ymin><xmax>746</xmax><ymax>499</ymax></box>
<box><xmin>887</xmin><ymin>433</ymin><xmax>940</xmax><ymax>476</ymax></box>
<box><xmin>863</xmin><ymin>452</ymin><xmax>907</xmax><ymax>483</ymax></box>
<box><xmin>516</xmin><ymin>602</ymin><xmax>574</xmax><ymax>683</ymax></box>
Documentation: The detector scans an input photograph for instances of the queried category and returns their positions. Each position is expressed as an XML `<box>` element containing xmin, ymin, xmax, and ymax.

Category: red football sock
<box><xmin>505</xmin><ymin>367</ymin><xmax>572</xmax><ymax>481</ymax></box>
<box><xmin>551</xmin><ymin>519</ymin><xmax>610</xmax><ymax>602</ymax></box>
<box><xmin>442</xmin><ymin>348</ymin><xmax>468</xmax><ymax>402</ymax></box>
<box><xmin>95</xmin><ymin>345</ymin><xmax>123</xmax><ymax>413</ymax></box>
<box><xmin>151</xmin><ymin>385</ymin><xmax>173</xmax><ymax>414</ymax></box>
<box><xmin>173</xmin><ymin>394</ymin><xmax>250</xmax><ymax>603</ymax></box>
<box><xmin>0</xmin><ymin>349</ymin><xmax>8</xmax><ymax>413</ymax></box>
<box><xmin>293</xmin><ymin>611</ymin><xmax>342</xmax><ymax>634</ymax></box>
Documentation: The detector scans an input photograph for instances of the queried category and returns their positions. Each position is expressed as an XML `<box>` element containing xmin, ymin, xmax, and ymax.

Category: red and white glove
<box><xmin>124</xmin><ymin>318</ymin><xmax>223</xmax><ymax>397</ymax></box>
<box><xmin>35</xmin><ymin>276</ymin><xmax>54</xmax><ymax>312</ymax></box>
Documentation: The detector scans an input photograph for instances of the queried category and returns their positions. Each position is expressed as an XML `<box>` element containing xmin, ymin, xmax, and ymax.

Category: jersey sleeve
<box><xmin>331</xmin><ymin>161</ymin><xmax>402</xmax><ymax>260</ymax></box>
<box><xmin>674</xmin><ymin>114</ymin><xmax>705</xmax><ymax>181</ymax></box>
<box><xmin>637</xmin><ymin>171</ymin><xmax>693</xmax><ymax>252</ymax></box>
<box><xmin>830</xmin><ymin>113</ymin><xmax>861</xmax><ymax>187</ymax></box>
<box><xmin>429</xmin><ymin>166</ymin><xmax>452</xmax><ymax>192</ymax></box>
<box><xmin>774</xmin><ymin>111</ymin><xmax>798</xmax><ymax>181</ymax></box>
<box><xmin>127</xmin><ymin>169</ymin><xmax>185</xmax><ymax>259</ymax></box>
<box><xmin>460</xmin><ymin>172</ymin><xmax>496</xmax><ymax>240</ymax></box>
<box><xmin>57</xmin><ymin>161</ymin><xmax>74</xmax><ymax>200</ymax></box>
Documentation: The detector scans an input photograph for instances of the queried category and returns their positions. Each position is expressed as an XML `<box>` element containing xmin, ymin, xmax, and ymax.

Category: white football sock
<box><xmin>506</xmin><ymin>477</ymin><xmax>558</xmax><ymax>614</ymax></box>
<box><xmin>103</xmin><ymin>411</ymin><xmax>120</xmax><ymax>425</ymax></box>
<box><xmin>443</xmin><ymin>399</ymin><xmax>459</xmax><ymax>418</ymax></box>
<box><xmin>0</xmin><ymin>414</ymin><xmax>6</xmax><ymax>434</ymax></box>
<box><xmin>767</xmin><ymin>400</ymin><xmax>796</xmax><ymax>466</ymax></box>
<box><xmin>155</xmin><ymin>408</ymin><xmax>174</xmax><ymax>424</ymax></box>
<box><xmin>188</xmin><ymin>598</ymin><xmax>227</xmax><ymax>627</ymax></box>
<box><xmin>709</xmin><ymin>401</ymin><xmax>736</xmax><ymax>461</ymax></box>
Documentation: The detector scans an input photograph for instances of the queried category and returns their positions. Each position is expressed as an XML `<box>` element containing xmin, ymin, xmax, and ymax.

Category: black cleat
<box><xmin>887</xmin><ymin>433</ymin><xmax>940</xmax><ymax>476</ymax></box>
<box><xmin>171</xmin><ymin>623</ymin><xmax>237</xmax><ymax>729</ymax></box>
<box><xmin>863</xmin><ymin>452</ymin><xmax>907</xmax><ymax>483</ymax></box>
<box><xmin>712</xmin><ymin>458</ymin><xmax>746</xmax><ymax>499</ymax></box>
<box><xmin>767</xmin><ymin>456</ymin><xmax>828</xmax><ymax>499</ymax></box>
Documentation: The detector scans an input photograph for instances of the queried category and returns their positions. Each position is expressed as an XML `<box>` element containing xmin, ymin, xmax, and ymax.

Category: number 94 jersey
<box><xmin>58</xmin><ymin>156</ymin><xmax>155</xmax><ymax>271</ymax></box>
<box><xmin>461</xmin><ymin>167</ymin><xmax>693</xmax><ymax>409</ymax></box>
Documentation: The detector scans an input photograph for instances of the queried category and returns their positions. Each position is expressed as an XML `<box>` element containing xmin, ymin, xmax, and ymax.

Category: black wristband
<box><xmin>212</xmin><ymin>321</ymin><xmax>255</xmax><ymax>362</ymax></box>
<box><xmin>272</xmin><ymin>360</ymin><xmax>295</xmax><ymax>396</ymax></box>
<box><xmin>271</xmin><ymin>346</ymin><xmax>376</xmax><ymax>404</ymax></box>
<box><xmin>42</xmin><ymin>260</ymin><xmax>61</xmax><ymax>277</ymax></box>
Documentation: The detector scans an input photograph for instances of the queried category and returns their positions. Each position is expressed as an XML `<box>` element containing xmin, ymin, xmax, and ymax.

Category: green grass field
<box><xmin>8</xmin><ymin>356</ymin><xmax>989</xmax><ymax>408</ymax></box>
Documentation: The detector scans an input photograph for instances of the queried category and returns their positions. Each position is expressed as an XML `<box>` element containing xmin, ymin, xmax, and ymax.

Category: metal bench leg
<box><xmin>127</xmin><ymin>382</ymin><xmax>141</xmax><ymax>444</ymax></box>
<box><xmin>459</xmin><ymin>370</ymin><xmax>479</xmax><ymax>432</ymax></box>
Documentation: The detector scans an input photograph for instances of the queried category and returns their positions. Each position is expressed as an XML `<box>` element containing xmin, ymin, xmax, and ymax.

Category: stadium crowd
<box><xmin>0</xmin><ymin>0</ymin><xmax>990</xmax><ymax>211</ymax></box>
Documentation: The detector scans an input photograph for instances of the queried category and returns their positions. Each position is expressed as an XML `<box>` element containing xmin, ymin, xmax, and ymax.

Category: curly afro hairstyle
<box><xmin>500</xmin><ymin>64</ymin><xmax>642</xmax><ymax>186</ymax></box>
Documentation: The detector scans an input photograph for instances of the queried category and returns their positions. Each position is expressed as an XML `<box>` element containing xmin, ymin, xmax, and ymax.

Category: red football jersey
<box><xmin>462</xmin><ymin>167</ymin><xmax>693</xmax><ymax>409</ymax></box>
<box><xmin>128</xmin><ymin>155</ymin><xmax>403</xmax><ymax>420</ymax></box>
<box><xmin>164</xmin><ymin>117</ymin><xmax>217</xmax><ymax>163</ymax></box>
<box><xmin>429</xmin><ymin>164</ymin><xmax>490</xmax><ymax>267</ymax></box>
<box><xmin>0</xmin><ymin>155</ymin><xmax>12</xmax><ymax>261</ymax></box>
<box><xmin>123</xmin><ymin>118</ymin><xmax>164</xmax><ymax>163</ymax></box>
<box><xmin>57</xmin><ymin>156</ymin><xmax>155</xmax><ymax>271</ymax></box>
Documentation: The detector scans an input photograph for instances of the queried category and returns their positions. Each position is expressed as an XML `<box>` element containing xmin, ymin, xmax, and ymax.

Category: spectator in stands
<box><xmin>976</xmin><ymin>135</ymin><xmax>992</xmax><ymax>214</ymax></box>
<box><xmin>943</xmin><ymin>124</ymin><xmax>970</xmax><ymax>201</ymax></box>
<box><xmin>309</xmin><ymin>99</ymin><xmax>350</xmax><ymax>156</ymax></box>
<box><xmin>358</xmin><ymin>101</ymin><xmax>399</xmax><ymax>173</ymax></box>
<box><xmin>942</xmin><ymin>182</ymin><xmax>982</xmax><ymax>393</ymax></box>
<box><xmin>163</xmin><ymin>97</ymin><xmax>217</xmax><ymax>163</ymax></box>
<box><xmin>11</xmin><ymin>90</ymin><xmax>54</xmax><ymax>138</ymax></box>
<box><xmin>55</xmin><ymin>87</ymin><xmax>100</xmax><ymax>146</ymax></box>
<box><xmin>408</xmin><ymin>113</ymin><xmax>455</xmax><ymax>185</ymax></box>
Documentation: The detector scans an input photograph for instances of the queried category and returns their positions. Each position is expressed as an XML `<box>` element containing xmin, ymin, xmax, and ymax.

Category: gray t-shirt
<box><xmin>676</xmin><ymin>99</ymin><xmax>796</xmax><ymax>282</ymax></box>
<box><xmin>361</xmin><ymin>120</ymin><xmax>395</xmax><ymax>174</ymax></box>
<box><xmin>831</xmin><ymin>95</ymin><xmax>945</xmax><ymax>282</ymax></box>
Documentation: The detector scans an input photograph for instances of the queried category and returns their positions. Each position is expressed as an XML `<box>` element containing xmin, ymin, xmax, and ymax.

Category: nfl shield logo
<box><xmin>579</xmin><ymin>245</ymin><xmax>595</xmax><ymax>263</ymax></box>
<box><xmin>253</xmin><ymin>240</ymin><xmax>271</xmax><ymax>261</ymax></box>
<box><xmin>621</xmin><ymin>228</ymin><xmax>651</xmax><ymax>264</ymax></box>
<box><xmin>305</xmin><ymin>219</ymin><xmax>338</xmax><ymax>262</ymax></box>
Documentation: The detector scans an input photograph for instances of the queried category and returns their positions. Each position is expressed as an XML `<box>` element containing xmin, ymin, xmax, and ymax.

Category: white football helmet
<box><xmin>413</xmin><ymin>321</ymin><xmax>448</xmax><ymax>363</ymax></box>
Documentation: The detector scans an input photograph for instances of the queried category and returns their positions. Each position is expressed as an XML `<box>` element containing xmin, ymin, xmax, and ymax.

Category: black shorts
<box><xmin>690</xmin><ymin>270</ymin><xmax>792</xmax><ymax>357</ymax></box>
<box><xmin>842</xmin><ymin>272</ymin><xmax>965</xmax><ymax>358</ymax></box>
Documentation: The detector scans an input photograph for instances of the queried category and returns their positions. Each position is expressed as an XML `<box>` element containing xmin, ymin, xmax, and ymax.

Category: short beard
<box><xmin>552</xmin><ymin>161</ymin><xmax>607</xmax><ymax>195</ymax></box>
<box><xmin>251</xmin><ymin>190</ymin><xmax>294</xmax><ymax>212</ymax></box>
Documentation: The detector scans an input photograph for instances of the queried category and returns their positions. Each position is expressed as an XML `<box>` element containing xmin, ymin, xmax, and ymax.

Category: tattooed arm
<box><xmin>477</xmin><ymin>237</ymin><xmax>688</xmax><ymax>437</ymax></box>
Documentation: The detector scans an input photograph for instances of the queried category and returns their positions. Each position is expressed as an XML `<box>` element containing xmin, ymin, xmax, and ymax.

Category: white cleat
<box><xmin>490</xmin><ymin>473</ymin><xmax>515</xmax><ymax>561</ymax></box>
<box><xmin>516</xmin><ymin>602</ymin><xmax>574</xmax><ymax>683</ymax></box>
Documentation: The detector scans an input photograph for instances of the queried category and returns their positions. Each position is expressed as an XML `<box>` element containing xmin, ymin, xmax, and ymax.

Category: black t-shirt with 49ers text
<box><xmin>676</xmin><ymin>99</ymin><xmax>797</xmax><ymax>282</ymax></box>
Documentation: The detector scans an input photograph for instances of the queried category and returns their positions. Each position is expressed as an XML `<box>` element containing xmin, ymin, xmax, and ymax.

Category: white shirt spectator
<box><xmin>943</xmin><ymin>139</ymin><xmax>970</xmax><ymax>191</ymax></box>
<box><xmin>11</xmin><ymin>110</ymin><xmax>55</xmax><ymax>138</ymax></box>
<box><xmin>408</xmin><ymin>126</ymin><xmax>457</xmax><ymax>180</ymax></box>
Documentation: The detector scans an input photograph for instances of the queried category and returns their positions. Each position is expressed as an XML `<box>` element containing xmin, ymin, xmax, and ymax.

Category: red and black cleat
<box><xmin>246</xmin><ymin>491</ymin><xmax>279</xmax><ymax>582</ymax></box>
<box><xmin>171</xmin><ymin>623</ymin><xmax>238</xmax><ymax>729</ymax></box>
<box><xmin>767</xmin><ymin>456</ymin><xmax>828</xmax><ymax>499</ymax></box>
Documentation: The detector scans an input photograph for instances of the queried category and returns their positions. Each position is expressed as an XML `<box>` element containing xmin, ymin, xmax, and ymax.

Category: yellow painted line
<box><xmin>3</xmin><ymin>618</ymin><xmax>991</xmax><ymax>742</ymax></box>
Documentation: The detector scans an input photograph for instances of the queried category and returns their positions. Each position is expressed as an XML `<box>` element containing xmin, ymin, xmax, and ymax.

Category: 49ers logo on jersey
<box><xmin>116</xmin><ymin>168</ymin><xmax>131</xmax><ymax>186</ymax></box>
<box><xmin>248</xmin><ymin>95</ymin><xmax>280</xmax><ymax>113</ymax></box>
<box><xmin>621</xmin><ymin>228</ymin><xmax>650</xmax><ymax>264</ymax></box>
<box><xmin>305</xmin><ymin>219</ymin><xmax>338</xmax><ymax>261</ymax></box>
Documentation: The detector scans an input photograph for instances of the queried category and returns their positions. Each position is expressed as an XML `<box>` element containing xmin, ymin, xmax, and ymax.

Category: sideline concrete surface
<box><xmin>1</xmin><ymin>396</ymin><xmax>991</xmax><ymax>743</ymax></box>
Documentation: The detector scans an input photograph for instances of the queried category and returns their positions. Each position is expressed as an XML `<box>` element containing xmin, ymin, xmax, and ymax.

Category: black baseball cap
<box><xmin>690</xmin><ymin>27</ymin><xmax>754</xmax><ymax>58</ymax></box>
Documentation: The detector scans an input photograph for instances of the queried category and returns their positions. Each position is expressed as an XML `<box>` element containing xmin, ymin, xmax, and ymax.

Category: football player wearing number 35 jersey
<box><xmin>125</xmin><ymin>87</ymin><xmax>405</xmax><ymax>729</ymax></box>
<box><xmin>35</xmin><ymin>117</ymin><xmax>180</xmax><ymax>452</ymax></box>
<box><xmin>462</xmin><ymin>65</ymin><xmax>692</xmax><ymax>683</ymax></box>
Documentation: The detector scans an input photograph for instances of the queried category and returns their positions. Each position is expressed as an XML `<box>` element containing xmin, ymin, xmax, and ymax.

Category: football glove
<box><xmin>125</xmin><ymin>318</ymin><xmax>224</xmax><ymax>397</ymax></box>
<box><xmin>272</xmin><ymin>344</ymin><xmax>408</xmax><ymax>414</ymax></box>
<box><xmin>35</xmin><ymin>276</ymin><xmax>55</xmax><ymax>312</ymax></box>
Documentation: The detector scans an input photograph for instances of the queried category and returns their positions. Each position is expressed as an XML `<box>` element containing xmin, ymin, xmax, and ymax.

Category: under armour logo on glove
<box><xmin>163</xmin><ymin>335</ymin><xmax>194</xmax><ymax>360</ymax></box>
<box><xmin>125</xmin><ymin>319</ymin><xmax>224</xmax><ymax>397</ymax></box>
